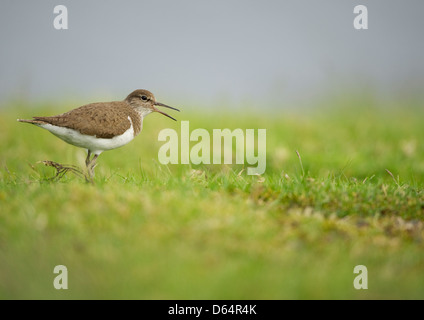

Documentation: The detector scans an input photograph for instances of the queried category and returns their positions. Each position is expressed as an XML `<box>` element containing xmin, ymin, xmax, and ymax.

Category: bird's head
<box><xmin>125</xmin><ymin>89</ymin><xmax>179</xmax><ymax>120</ymax></box>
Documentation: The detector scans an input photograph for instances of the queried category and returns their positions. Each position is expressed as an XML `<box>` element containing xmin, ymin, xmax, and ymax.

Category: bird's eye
<box><xmin>140</xmin><ymin>95</ymin><xmax>148</xmax><ymax>101</ymax></box>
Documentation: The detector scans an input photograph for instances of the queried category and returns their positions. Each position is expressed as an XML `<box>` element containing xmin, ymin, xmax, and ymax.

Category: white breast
<box><xmin>38</xmin><ymin>116</ymin><xmax>136</xmax><ymax>155</ymax></box>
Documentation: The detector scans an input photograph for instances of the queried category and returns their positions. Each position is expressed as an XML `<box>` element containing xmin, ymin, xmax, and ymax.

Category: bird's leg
<box><xmin>84</xmin><ymin>150</ymin><xmax>99</xmax><ymax>182</ymax></box>
<box><xmin>89</xmin><ymin>155</ymin><xmax>99</xmax><ymax>174</ymax></box>
<box><xmin>85</xmin><ymin>150</ymin><xmax>92</xmax><ymax>168</ymax></box>
<box><xmin>86</xmin><ymin>154</ymin><xmax>99</xmax><ymax>181</ymax></box>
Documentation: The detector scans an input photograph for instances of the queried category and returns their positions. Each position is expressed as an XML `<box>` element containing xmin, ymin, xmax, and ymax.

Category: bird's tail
<box><xmin>17</xmin><ymin>118</ymin><xmax>46</xmax><ymax>125</ymax></box>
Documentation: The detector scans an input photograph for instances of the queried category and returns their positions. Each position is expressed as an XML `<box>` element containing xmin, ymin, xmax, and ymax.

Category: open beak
<box><xmin>153</xmin><ymin>102</ymin><xmax>180</xmax><ymax>121</ymax></box>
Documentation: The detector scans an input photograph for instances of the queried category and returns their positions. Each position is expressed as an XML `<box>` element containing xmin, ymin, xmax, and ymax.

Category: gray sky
<box><xmin>0</xmin><ymin>0</ymin><xmax>423</xmax><ymax>107</ymax></box>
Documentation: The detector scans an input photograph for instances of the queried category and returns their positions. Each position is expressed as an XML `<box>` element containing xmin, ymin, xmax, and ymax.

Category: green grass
<box><xmin>0</xmin><ymin>96</ymin><xmax>424</xmax><ymax>299</ymax></box>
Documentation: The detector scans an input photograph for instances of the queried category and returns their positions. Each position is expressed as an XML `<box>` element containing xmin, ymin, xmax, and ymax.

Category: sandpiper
<box><xmin>18</xmin><ymin>89</ymin><xmax>179</xmax><ymax>179</ymax></box>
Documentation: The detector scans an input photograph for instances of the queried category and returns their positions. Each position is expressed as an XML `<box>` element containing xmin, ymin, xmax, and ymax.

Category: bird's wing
<box><xmin>33</xmin><ymin>102</ymin><xmax>134</xmax><ymax>139</ymax></box>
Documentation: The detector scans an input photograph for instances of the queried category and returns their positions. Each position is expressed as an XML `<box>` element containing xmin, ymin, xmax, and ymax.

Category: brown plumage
<box><xmin>27</xmin><ymin>101</ymin><xmax>142</xmax><ymax>139</ymax></box>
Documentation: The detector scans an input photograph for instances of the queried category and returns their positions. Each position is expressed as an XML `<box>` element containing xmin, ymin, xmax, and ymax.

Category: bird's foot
<box><xmin>38</xmin><ymin>160</ymin><xmax>86</xmax><ymax>181</ymax></box>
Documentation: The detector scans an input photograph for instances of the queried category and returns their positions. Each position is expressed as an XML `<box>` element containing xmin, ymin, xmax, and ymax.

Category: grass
<box><xmin>0</xmin><ymin>96</ymin><xmax>423</xmax><ymax>299</ymax></box>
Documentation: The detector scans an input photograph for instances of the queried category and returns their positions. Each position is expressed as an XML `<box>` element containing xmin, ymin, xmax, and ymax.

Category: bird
<box><xmin>18</xmin><ymin>89</ymin><xmax>179</xmax><ymax>180</ymax></box>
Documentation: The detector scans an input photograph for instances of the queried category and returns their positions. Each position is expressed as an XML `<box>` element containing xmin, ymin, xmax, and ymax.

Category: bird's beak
<box><xmin>153</xmin><ymin>102</ymin><xmax>180</xmax><ymax>121</ymax></box>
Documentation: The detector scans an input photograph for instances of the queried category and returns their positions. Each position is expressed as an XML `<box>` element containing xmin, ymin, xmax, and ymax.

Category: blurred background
<box><xmin>1</xmin><ymin>1</ymin><xmax>424</xmax><ymax>300</ymax></box>
<box><xmin>0</xmin><ymin>0</ymin><xmax>423</xmax><ymax>108</ymax></box>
